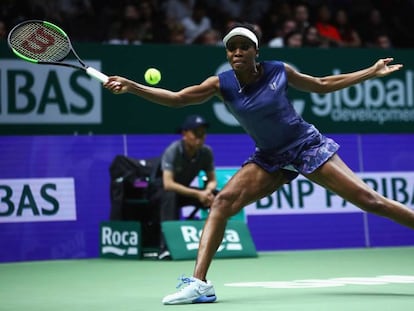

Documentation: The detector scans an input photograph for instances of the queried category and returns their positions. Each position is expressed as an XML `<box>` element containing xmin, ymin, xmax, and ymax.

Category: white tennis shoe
<box><xmin>162</xmin><ymin>276</ymin><xmax>217</xmax><ymax>305</ymax></box>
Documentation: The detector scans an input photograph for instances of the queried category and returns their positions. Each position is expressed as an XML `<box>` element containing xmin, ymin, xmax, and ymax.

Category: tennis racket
<box><xmin>7</xmin><ymin>19</ymin><xmax>108</xmax><ymax>83</ymax></box>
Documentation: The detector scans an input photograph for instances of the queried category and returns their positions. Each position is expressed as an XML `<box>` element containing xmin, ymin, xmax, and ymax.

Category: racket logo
<box><xmin>22</xmin><ymin>27</ymin><xmax>55</xmax><ymax>54</ymax></box>
<box><xmin>8</xmin><ymin>20</ymin><xmax>108</xmax><ymax>83</ymax></box>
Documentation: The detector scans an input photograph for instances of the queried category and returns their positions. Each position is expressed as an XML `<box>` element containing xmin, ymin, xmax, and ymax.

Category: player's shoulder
<box><xmin>201</xmin><ymin>75</ymin><xmax>221</xmax><ymax>94</ymax></box>
<box><xmin>262</xmin><ymin>60</ymin><xmax>285</xmax><ymax>69</ymax></box>
<box><xmin>261</xmin><ymin>60</ymin><xmax>291</xmax><ymax>78</ymax></box>
<box><xmin>204</xmin><ymin>75</ymin><xmax>220</xmax><ymax>85</ymax></box>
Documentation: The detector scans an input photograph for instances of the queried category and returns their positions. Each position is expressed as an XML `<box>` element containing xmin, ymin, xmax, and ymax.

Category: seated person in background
<box><xmin>152</xmin><ymin>114</ymin><xmax>218</xmax><ymax>260</ymax></box>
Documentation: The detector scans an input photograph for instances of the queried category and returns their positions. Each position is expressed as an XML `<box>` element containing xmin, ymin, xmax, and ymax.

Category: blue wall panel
<box><xmin>1</xmin><ymin>133</ymin><xmax>414</xmax><ymax>262</ymax></box>
<box><xmin>247</xmin><ymin>213</ymin><xmax>366</xmax><ymax>251</ymax></box>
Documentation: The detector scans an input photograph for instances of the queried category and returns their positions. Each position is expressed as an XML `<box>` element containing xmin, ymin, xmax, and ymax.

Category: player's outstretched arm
<box><xmin>104</xmin><ymin>76</ymin><xmax>219</xmax><ymax>108</ymax></box>
<box><xmin>286</xmin><ymin>57</ymin><xmax>403</xmax><ymax>94</ymax></box>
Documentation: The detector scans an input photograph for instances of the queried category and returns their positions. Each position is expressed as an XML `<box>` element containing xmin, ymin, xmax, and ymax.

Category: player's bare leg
<box><xmin>193</xmin><ymin>163</ymin><xmax>290</xmax><ymax>281</ymax></box>
<box><xmin>306</xmin><ymin>154</ymin><xmax>414</xmax><ymax>229</ymax></box>
<box><xmin>162</xmin><ymin>163</ymin><xmax>289</xmax><ymax>304</ymax></box>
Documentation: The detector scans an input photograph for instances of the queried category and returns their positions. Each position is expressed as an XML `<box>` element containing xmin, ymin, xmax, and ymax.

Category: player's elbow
<box><xmin>294</xmin><ymin>78</ymin><xmax>328</xmax><ymax>94</ymax></box>
<box><xmin>173</xmin><ymin>94</ymin><xmax>204</xmax><ymax>108</ymax></box>
<box><xmin>163</xmin><ymin>93</ymin><xmax>190</xmax><ymax>108</ymax></box>
<box><xmin>311</xmin><ymin>78</ymin><xmax>330</xmax><ymax>93</ymax></box>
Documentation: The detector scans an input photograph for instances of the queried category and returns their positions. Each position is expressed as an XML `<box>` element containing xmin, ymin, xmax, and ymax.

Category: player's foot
<box><xmin>162</xmin><ymin>276</ymin><xmax>217</xmax><ymax>305</ymax></box>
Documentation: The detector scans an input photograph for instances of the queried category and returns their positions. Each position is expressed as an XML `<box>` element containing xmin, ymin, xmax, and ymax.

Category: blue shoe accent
<box><xmin>193</xmin><ymin>294</ymin><xmax>217</xmax><ymax>303</ymax></box>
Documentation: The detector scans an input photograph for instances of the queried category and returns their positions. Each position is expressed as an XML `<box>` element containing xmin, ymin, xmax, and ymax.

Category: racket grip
<box><xmin>86</xmin><ymin>67</ymin><xmax>108</xmax><ymax>83</ymax></box>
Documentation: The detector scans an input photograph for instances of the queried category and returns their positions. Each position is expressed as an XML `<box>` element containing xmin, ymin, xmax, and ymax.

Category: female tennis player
<box><xmin>104</xmin><ymin>23</ymin><xmax>414</xmax><ymax>305</ymax></box>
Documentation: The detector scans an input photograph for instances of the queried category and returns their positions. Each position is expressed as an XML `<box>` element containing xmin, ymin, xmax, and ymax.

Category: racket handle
<box><xmin>86</xmin><ymin>67</ymin><xmax>108</xmax><ymax>83</ymax></box>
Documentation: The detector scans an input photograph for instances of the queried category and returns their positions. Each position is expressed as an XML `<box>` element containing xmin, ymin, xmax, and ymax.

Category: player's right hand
<box><xmin>104</xmin><ymin>76</ymin><xmax>128</xmax><ymax>94</ymax></box>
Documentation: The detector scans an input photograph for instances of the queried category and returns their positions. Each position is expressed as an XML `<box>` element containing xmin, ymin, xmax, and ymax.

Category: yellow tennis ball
<box><xmin>144</xmin><ymin>68</ymin><xmax>161</xmax><ymax>85</ymax></box>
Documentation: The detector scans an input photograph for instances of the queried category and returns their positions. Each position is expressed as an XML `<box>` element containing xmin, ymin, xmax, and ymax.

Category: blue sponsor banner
<box><xmin>0</xmin><ymin>133</ymin><xmax>414</xmax><ymax>262</ymax></box>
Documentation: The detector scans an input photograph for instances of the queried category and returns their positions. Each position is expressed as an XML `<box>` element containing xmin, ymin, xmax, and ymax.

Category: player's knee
<box><xmin>212</xmin><ymin>191</ymin><xmax>240</xmax><ymax>218</ymax></box>
<box><xmin>357</xmin><ymin>192</ymin><xmax>388</xmax><ymax>215</ymax></box>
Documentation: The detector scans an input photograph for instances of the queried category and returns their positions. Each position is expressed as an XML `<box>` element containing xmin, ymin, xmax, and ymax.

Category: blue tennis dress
<box><xmin>218</xmin><ymin>60</ymin><xmax>339</xmax><ymax>174</ymax></box>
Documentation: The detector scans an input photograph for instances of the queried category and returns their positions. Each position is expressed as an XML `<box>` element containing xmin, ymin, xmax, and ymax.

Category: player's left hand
<box><xmin>374</xmin><ymin>58</ymin><xmax>403</xmax><ymax>77</ymax></box>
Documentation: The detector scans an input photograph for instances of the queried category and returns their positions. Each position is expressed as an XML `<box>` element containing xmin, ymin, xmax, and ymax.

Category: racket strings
<box><xmin>9</xmin><ymin>22</ymin><xmax>71</xmax><ymax>62</ymax></box>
